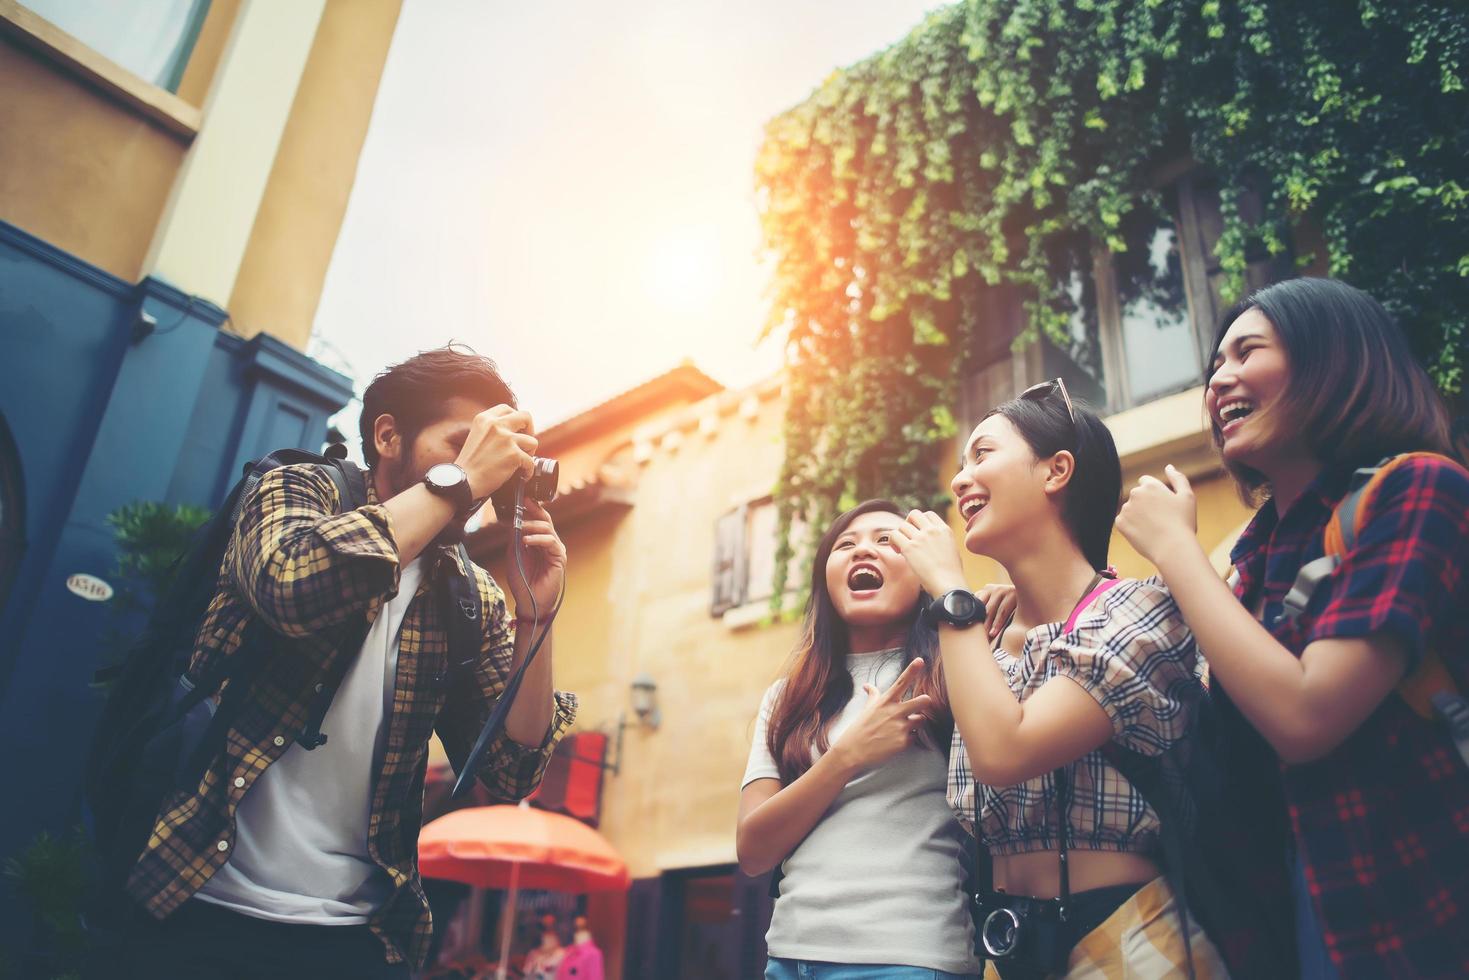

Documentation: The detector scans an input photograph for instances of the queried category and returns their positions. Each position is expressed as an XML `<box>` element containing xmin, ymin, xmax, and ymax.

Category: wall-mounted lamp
<box><xmin>598</xmin><ymin>673</ymin><xmax>663</xmax><ymax>777</ymax></box>
<box><xmin>629</xmin><ymin>672</ymin><xmax>660</xmax><ymax>730</ymax></box>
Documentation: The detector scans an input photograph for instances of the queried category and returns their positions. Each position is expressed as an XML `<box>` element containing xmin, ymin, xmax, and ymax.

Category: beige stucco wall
<box><xmin>228</xmin><ymin>0</ymin><xmax>404</xmax><ymax>349</ymax></box>
<box><xmin>487</xmin><ymin>385</ymin><xmax>797</xmax><ymax>880</ymax></box>
<box><xmin>143</xmin><ymin>0</ymin><xmax>328</xmax><ymax>305</ymax></box>
<box><xmin>545</xmin><ymin>395</ymin><xmax>715</xmax><ymax>489</ymax></box>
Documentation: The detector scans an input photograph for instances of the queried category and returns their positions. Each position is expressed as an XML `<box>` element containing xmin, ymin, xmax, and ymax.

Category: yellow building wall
<box><xmin>487</xmin><ymin>387</ymin><xmax>798</xmax><ymax>879</ymax></box>
<box><xmin>0</xmin><ymin>0</ymin><xmax>400</xmax><ymax>356</ymax></box>
<box><xmin>144</xmin><ymin>0</ymin><xmax>328</xmax><ymax>306</ymax></box>
<box><xmin>0</xmin><ymin>36</ymin><xmax>185</xmax><ymax>280</ymax></box>
<box><xmin>228</xmin><ymin>0</ymin><xmax>404</xmax><ymax>350</ymax></box>
<box><xmin>546</xmin><ymin>397</ymin><xmax>710</xmax><ymax>489</ymax></box>
<box><xmin>0</xmin><ymin>0</ymin><xmax>240</xmax><ymax>280</ymax></box>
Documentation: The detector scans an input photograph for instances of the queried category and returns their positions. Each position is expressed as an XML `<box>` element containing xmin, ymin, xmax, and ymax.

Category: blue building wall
<box><xmin>0</xmin><ymin>220</ymin><xmax>354</xmax><ymax>881</ymax></box>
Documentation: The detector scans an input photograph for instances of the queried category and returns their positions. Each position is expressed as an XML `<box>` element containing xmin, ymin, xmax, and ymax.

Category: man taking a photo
<box><xmin>114</xmin><ymin>345</ymin><xmax>577</xmax><ymax>978</ymax></box>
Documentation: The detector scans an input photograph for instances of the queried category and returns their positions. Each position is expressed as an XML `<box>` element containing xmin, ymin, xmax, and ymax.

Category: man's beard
<box><xmin>387</xmin><ymin>452</ymin><xmax>467</xmax><ymax>549</ymax></box>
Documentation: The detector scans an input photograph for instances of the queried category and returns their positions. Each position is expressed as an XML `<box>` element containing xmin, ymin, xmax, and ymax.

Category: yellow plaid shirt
<box><xmin>126</xmin><ymin>463</ymin><xmax>577</xmax><ymax>966</ymax></box>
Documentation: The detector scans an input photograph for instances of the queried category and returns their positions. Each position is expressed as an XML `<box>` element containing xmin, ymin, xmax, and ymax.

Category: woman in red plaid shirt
<box><xmin>1117</xmin><ymin>277</ymin><xmax>1469</xmax><ymax>979</ymax></box>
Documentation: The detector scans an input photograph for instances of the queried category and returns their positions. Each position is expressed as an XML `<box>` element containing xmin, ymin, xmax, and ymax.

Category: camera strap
<box><xmin>970</xmin><ymin>573</ymin><xmax>1106</xmax><ymax>910</ymax></box>
<box><xmin>449</xmin><ymin>480</ymin><xmax>563</xmax><ymax>798</ymax></box>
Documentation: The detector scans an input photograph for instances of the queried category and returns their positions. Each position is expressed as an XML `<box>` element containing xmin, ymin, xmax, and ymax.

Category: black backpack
<box><xmin>83</xmin><ymin>448</ymin><xmax>483</xmax><ymax>911</ymax></box>
<box><xmin>1045</xmin><ymin>576</ymin><xmax>1297</xmax><ymax>979</ymax></box>
<box><xmin>1100</xmin><ymin>690</ymin><xmax>1299</xmax><ymax>979</ymax></box>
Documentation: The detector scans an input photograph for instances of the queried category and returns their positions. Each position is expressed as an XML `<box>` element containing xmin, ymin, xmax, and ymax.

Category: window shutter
<box><xmin>710</xmin><ymin>505</ymin><xmax>747</xmax><ymax>615</ymax></box>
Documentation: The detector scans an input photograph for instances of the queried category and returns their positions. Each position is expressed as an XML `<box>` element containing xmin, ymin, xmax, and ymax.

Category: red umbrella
<box><xmin>419</xmin><ymin>803</ymin><xmax>629</xmax><ymax>979</ymax></box>
<box><xmin>419</xmin><ymin>803</ymin><xmax>629</xmax><ymax>892</ymax></box>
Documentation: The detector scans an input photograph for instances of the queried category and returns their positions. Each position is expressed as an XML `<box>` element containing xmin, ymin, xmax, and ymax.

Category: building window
<box><xmin>960</xmin><ymin>171</ymin><xmax>1293</xmax><ymax>425</ymax></box>
<box><xmin>19</xmin><ymin>0</ymin><xmax>211</xmax><ymax>92</ymax></box>
<box><xmin>711</xmin><ymin>498</ymin><xmax>802</xmax><ymax>616</ymax></box>
<box><xmin>1094</xmin><ymin>204</ymin><xmax>1202</xmax><ymax>411</ymax></box>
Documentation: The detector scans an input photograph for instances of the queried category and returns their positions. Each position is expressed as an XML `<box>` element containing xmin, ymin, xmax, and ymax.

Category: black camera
<box><xmin>489</xmin><ymin>456</ymin><xmax>559</xmax><ymax>523</ymax></box>
<box><xmin>972</xmin><ymin>891</ymin><xmax>1074</xmax><ymax>973</ymax></box>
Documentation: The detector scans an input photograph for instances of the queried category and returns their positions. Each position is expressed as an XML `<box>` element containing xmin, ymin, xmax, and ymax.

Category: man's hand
<box><xmin>506</xmin><ymin>499</ymin><xmax>566</xmax><ymax>617</ymax></box>
<box><xmin>455</xmin><ymin>405</ymin><xmax>539</xmax><ymax>499</ymax></box>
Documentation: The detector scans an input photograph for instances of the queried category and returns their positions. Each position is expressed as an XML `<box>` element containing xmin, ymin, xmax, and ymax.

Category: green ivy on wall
<box><xmin>757</xmin><ymin>0</ymin><xmax>1468</xmax><ymax>594</ymax></box>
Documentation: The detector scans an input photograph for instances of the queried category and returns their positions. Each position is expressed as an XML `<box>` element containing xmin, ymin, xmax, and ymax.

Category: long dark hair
<box><xmin>982</xmin><ymin>395</ymin><xmax>1122</xmax><ymax>571</ymax></box>
<box><xmin>1207</xmin><ymin>278</ymin><xmax>1454</xmax><ymax>503</ymax></box>
<box><xmin>765</xmin><ymin>500</ymin><xmax>949</xmax><ymax>783</ymax></box>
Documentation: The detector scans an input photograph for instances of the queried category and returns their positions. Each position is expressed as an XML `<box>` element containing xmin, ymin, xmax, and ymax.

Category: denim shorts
<box><xmin>765</xmin><ymin>959</ymin><xmax>977</xmax><ymax>980</ymax></box>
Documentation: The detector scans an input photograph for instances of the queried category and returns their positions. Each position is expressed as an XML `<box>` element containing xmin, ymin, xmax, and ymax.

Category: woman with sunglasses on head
<box><xmin>738</xmin><ymin>500</ymin><xmax>1014</xmax><ymax>980</ymax></box>
<box><xmin>1116</xmin><ymin>277</ymin><xmax>1469</xmax><ymax>979</ymax></box>
<box><xmin>892</xmin><ymin>380</ymin><xmax>1229</xmax><ymax>979</ymax></box>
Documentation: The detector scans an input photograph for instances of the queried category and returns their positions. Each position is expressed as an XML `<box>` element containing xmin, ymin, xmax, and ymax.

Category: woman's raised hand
<box><xmin>891</xmin><ymin>510</ymin><xmax>968</xmax><ymax>597</ymax></box>
<box><xmin>1116</xmin><ymin>464</ymin><xmax>1199</xmax><ymax>568</ymax></box>
<box><xmin>829</xmin><ymin>657</ymin><xmax>934</xmax><ymax>775</ymax></box>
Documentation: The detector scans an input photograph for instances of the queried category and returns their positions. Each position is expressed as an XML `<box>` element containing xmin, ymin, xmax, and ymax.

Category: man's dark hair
<box><xmin>358</xmin><ymin>344</ymin><xmax>516</xmax><ymax>468</ymax></box>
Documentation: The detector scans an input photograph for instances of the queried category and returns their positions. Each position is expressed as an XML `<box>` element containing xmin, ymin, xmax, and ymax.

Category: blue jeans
<box><xmin>765</xmin><ymin>959</ymin><xmax>976</xmax><ymax>980</ymax></box>
<box><xmin>1293</xmin><ymin>851</ymin><xmax>1342</xmax><ymax>980</ymax></box>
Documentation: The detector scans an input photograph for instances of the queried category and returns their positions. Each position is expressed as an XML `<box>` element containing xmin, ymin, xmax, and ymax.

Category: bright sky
<box><xmin>312</xmin><ymin>0</ymin><xmax>942</xmax><ymax>438</ymax></box>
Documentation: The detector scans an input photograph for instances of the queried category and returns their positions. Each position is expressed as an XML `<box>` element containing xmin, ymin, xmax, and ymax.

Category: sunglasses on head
<box><xmin>1019</xmin><ymin>377</ymin><xmax>1078</xmax><ymax>429</ymax></box>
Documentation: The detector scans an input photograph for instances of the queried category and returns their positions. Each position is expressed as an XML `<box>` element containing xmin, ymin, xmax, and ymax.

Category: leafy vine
<box><xmin>758</xmin><ymin>0</ymin><xmax>1468</xmax><ymax>595</ymax></box>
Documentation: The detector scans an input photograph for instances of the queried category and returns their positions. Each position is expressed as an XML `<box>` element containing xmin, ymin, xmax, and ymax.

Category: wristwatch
<box><xmin>423</xmin><ymin>462</ymin><xmax>475</xmax><ymax>517</ymax></box>
<box><xmin>923</xmin><ymin>589</ymin><xmax>986</xmax><ymax>630</ymax></box>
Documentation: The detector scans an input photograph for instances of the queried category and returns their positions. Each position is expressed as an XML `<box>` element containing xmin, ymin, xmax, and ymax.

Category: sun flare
<box><xmin>643</xmin><ymin>228</ymin><xmax>720</xmax><ymax>314</ymax></box>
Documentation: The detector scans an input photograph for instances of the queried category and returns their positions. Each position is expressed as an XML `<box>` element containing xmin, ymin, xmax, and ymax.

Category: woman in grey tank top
<box><xmin>738</xmin><ymin>499</ymin><xmax>1009</xmax><ymax>980</ymax></box>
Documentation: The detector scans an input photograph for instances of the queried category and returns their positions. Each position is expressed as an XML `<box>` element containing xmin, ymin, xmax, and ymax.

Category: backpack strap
<box><xmin>445</xmin><ymin>543</ymin><xmax>482</xmax><ymax>676</ymax></box>
<box><xmin>1281</xmin><ymin>453</ymin><xmax>1441</xmax><ymax>622</ymax></box>
<box><xmin>1278</xmin><ymin>452</ymin><xmax>1469</xmax><ymax>764</ymax></box>
<box><xmin>289</xmin><ymin>457</ymin><xmax>372</xmax><ymax>751</ymax></box>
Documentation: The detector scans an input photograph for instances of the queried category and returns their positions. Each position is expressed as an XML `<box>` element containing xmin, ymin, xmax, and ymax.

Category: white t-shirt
<box><xmin>743</xmin><ymin>650</ymin><xmax>979</xmax><ymax>974</ymax></box>
<box><xmin>195</xmin><ymin>557</ymin><xmax>426</xmax><ymax>924</ymax></box>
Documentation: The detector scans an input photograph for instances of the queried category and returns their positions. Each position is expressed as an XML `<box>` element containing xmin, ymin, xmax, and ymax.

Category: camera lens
<box><xmin>528</xmin><ymin>457</ymin><xmax>559</xmax><ymax>503</ymax></box>
<box><xmin>981</xmin><ymin>908</ymin><xmax>1023</xmax><ymax>958</ymax></box>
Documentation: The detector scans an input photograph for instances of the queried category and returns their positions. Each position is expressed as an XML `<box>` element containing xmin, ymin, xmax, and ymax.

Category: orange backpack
<box><xmin>1279</xmin><ymin>452</ymin><xmax>1469</xmax><ymax>766</ymax></box>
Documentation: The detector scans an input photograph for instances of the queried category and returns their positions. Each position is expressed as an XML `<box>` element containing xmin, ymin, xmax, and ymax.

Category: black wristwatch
<box><xmin>923</xmin><ymin>589</ymin><xmax>986</xmax><ymax>630</ymax></box>
<box><xmin>423</xmin><ymin>462</ymin><xmax>475</xmax><ymax>518</ymax></box>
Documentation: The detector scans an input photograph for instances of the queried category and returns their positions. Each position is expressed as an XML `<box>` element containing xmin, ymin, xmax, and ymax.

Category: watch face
<box><xmin>426</xmin><ymin>463</ymin><xmax>465</xmax><ymax>489</ymax></box>
<box><xmin>945</xmin><ymin>591</ymin><xmax>979</xmax><ymax>622</ymax></box>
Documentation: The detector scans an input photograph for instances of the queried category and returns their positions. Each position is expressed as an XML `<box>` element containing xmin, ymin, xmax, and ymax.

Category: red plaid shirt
<box><xmin>1230</xmin><ymin>453</ymin><xmax>1469</xmax><ymax>978</ymax></box>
